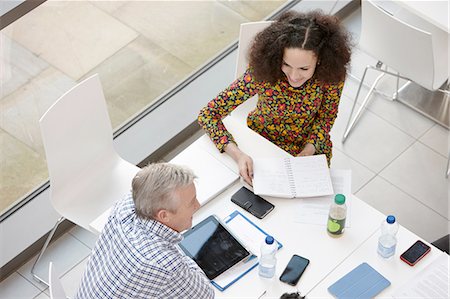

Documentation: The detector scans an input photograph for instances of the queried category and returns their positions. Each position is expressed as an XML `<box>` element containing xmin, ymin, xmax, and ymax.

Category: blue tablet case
<box><xmin>328</xmin><ymin>263</ymin><xmax>391</xmax><ymax>299</ymax></box>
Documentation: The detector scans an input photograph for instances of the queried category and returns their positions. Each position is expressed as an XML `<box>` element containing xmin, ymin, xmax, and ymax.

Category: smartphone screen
<box><xmin>279</xmin><ymin>255</ymin><xmax>310</xmax><ymax>286</ymax></box>
<box><xmin>400</xmin><ymin>240</ymin><xmax>431</xmax><ymax>266</ymax></box>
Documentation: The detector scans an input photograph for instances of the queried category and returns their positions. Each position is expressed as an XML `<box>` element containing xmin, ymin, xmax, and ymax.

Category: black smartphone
<box><xmin>279</xmin><ymin>255</ymin><xmax>310</xmax><ymax>286</ymax></box>
<box><xmin>231</xmin><ymin>187</ymin><xmax>274</xmax><ymax>219</ymax></box>
<box><xmin>400</xmin><ymin>240</ymin><xmax>431</xmax><ymax>266</ymax></box>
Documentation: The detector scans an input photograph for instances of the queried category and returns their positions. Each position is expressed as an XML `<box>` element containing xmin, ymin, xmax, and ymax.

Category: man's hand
<box><xmin>297</xmin><ymin>143</ymin><xmax>316</xmax><ymax>157</ymax></box>
<box><xmin>224</xmin><ymin>143</ymin><xmax>254</xmax><ymax>185</ymax></box>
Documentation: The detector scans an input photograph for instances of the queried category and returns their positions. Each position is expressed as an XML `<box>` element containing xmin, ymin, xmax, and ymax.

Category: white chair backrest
<box><xmin>235</xmin><ymin>21</ymin><xmax>273</xmax><ymax>79</ymax></box>
<box><xmin>39</xmin><ymin>74</ymin><xmax>139</xmax><ymax>232</ymax></box>
<box><xmin>229</xmin><ymin>21</ymin><xmax>273</xmax><ymax>120</ymax></box>
<box><xmin>40</xmin><ymin>74</ymin><xmax>116</xmax><ymax>202</ymax></box>
<box><xmin>393</xmin><ymin>4</ymin><xmax>449</xmax><ymax>90</ymax></box>
<box><xmin>360</xmin><ymin>0</ymin><xmax>446</xmax><ymax>90</ymax></box>
<box><xmin>48</xmin><ymin>262</ymin><xmax>67</xmax><ymax>299</ymax></box>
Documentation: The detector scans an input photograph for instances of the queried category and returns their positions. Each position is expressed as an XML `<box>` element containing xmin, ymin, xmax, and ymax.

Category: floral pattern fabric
<box><xmin>198</xmin><ymin>68</ymin><xmax>344</xmax><ymax>165</ymax></box>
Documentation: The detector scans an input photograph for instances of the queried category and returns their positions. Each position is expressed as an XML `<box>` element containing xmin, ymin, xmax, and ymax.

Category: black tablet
<box><xmin>179</xmin><ymin>215</ymin><xmax>251</xmax><ymax>280</ymax></box>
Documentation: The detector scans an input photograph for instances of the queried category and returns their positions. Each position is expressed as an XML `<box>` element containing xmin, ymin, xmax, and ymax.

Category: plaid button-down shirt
<box><xmin>74</xmin><ymin>194</ymin><xmax>214</xmax><ymax>299</ymax></box>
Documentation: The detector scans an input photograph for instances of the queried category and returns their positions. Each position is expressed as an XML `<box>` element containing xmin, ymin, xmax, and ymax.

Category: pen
<box><xmin>258</xmin><ymin>290</ymin><xmax>267</xmax><ymax>298</ymax></box>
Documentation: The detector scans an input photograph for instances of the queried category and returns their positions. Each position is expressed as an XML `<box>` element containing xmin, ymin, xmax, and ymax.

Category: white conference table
<box><xmin>307</xmin><ymin>224</ymin><xmax>447</xmax><ymax>298</ymax></box>
<box><xmin>183</xmin><ymin>104</ymin><xmax>445</xmax><ymax>297</ymax></box>
<box><xmin>89</xmin><ymin>99</ymin><xmax>446</xmax><ymax>298</ymax></box>
<box><xmin>186</xmin><ymin>110</ymin><xmax>386</xmax><ymax>297</ymax></box>
<box><xmin>193</xmin><ymin>180</ymin><xmax>385</xmax><ymax>298</ymax></box>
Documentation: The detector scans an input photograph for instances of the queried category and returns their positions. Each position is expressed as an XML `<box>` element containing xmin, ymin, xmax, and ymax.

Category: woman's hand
<box><xmin>224</xmin><ymin>143</ymin><xmax>254</xmax><ymax>185</ymax></box>
<box><xmin>236</xmin><ymin>152</ymin><xmax>254</xmax><ymax>186</ymax></box>
<box><xmin>298</xmin><ymin>143</ymin><xmax>316</xmax><ymax>157</ymax></box>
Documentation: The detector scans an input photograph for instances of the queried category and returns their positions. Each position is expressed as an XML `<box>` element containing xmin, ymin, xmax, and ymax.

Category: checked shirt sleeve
<box><xmin>198</xmin><ymin>69</ymin><xmax>258</xmax><ymax>152</ymax></box>
<box><xmin>161</xmin><ymin>255</ymin><xmax>214</xmax><ymax>299</ymax></box>
<box><xmin>305</xmin><ymin>81</ymin><xmax>344</xmax><ymax>165</ymax></box>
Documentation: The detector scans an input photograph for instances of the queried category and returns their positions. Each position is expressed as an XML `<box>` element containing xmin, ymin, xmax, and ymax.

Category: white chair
<box><xmin>342</xmin><ymin>0</ymin><xmax>449</xmax><ymax>142</ymax></box>
<box><xmin>235</xmin><ymin>21</ymin><xmax>273</xmax><ymax>78</ymax></box>
<box><xmin>228</xmin><ymin>21</ymin><xmax>272</xmax><ymax>121</ymax></box>
<box><xmin>48</xmin><ymin>262</ymin><xmax>67</xmax><ymax>299</ymax></box>
<box><xmin>31</xmin><ymin>74</ymin><xmax>140</xmax><ymax>285</ymax></box>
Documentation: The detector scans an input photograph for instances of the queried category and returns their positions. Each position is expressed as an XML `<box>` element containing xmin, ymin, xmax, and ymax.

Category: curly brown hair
<box><xmin>248</xmin><ymin>10</ymin><xmax>352</xmax><ymax>84</ymax></box>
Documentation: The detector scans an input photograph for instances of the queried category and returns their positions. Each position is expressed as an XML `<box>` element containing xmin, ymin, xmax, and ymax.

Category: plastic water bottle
<box><xmin>327</xmin><ymin>194</ymin><xmax>347</xmax><ymax>237</ymax></box>
<box><xmin>377</xmin><ymin>215</ymin><xmax>399</xmax><ymax>258</ymax></box>
<box><xmin>259</xmin><ymin>235</ymin><xmax>277</xmax><ymax>278</ymax></box>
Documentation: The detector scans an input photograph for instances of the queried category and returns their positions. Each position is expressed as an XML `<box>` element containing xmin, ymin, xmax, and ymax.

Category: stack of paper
<box><xmin>392</xmin><ymin>253</ymin><xmax>449</xmax><ymax>298</ymax></box>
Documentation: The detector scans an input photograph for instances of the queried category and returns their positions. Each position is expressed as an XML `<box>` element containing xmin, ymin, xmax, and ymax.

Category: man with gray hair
<box><xmin>75</xmin><ymin>163</ymin><xmax>214</xmax><ymax>299</ymax></box>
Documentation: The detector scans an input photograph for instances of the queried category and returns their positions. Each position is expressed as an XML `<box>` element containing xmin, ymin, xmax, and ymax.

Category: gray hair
<box><xmin>132</xmin><ymin>162</ymin><xmax>196</xmax><ymax>219</ymax></box>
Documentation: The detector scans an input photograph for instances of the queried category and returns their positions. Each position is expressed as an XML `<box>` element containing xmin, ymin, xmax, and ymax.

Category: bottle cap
<box><xmin>386</xmin><ymin>215</ymin><xmax>396</xmax><ymax>224</ymax></box>
<box><xmin>265</xmin><ymin>235</ymin><xmax>274</xmax><ymax>245</ymax></box>
<box><xmin>334</xmin><ymin>194</ymin><xmax>346</xmax><ymax>205</ymax></box>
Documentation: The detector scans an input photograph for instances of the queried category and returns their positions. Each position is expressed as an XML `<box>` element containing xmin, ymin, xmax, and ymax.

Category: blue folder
<box><xmin>328</xmin><ymin>263</ymin><xmax>391</xmax><ymax>299</ymax></box>
<box><xmin>211</xmin><ymin>210</ymin><xmax>283</xmax><ymax>291</ymax></box>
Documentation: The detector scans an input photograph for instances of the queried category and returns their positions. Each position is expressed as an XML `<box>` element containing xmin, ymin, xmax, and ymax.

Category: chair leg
<box><xmin>31</xmin><ymin>216</ymin><xmax>65</xmax><ymax>287</ymax></box>
<box><xmin>393</xmin><ymin>72</ymin><xmax>400</xmax><ymax>100</ymax></box>
<box><xmin>446</xmin><ymin>154</ymin><xmax>450</xmax><ymax>178</ymax></box>
<box><xmin>342</xmin><ymin>64</ymin><xmax>385</xmax><ymax>143</ymax></box>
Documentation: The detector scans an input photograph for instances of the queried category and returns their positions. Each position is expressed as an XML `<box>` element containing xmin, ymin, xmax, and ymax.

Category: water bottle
<box><xmin>259</xmin><ymin>235</ymin><xmax>277</xmax><ymax>278</ymax></box>
<box><xmin>327</xmin><ymin>194</ymin><xmax>347</xmax><ymax>237</ymax></box>
<box><xmin>377</xmin><ymin>215</ymin><xmax>399</xmax><ymax>258</ymax></box>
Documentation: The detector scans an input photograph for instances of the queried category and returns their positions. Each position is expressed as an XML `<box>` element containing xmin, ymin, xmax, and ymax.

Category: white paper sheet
<box><xmin>226</xmin><ymin>213</ymin><xmax>268</xmax><ymax>256</ymax></box>
<box><xmin>392</xmin><ymin>253</ymin><xmax>449</xmax><ymax>298</ymax></box>
<box><xmin>292</xmin><ymin>169</ymin><xmax>352</xmax><ymax>227</ymax></box>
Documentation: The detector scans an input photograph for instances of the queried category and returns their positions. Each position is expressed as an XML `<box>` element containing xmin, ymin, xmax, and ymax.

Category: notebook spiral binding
<box><xmin>284</xmin><ymin>157</ymin><xmax>296</xmax><ymax>197</ymax></box>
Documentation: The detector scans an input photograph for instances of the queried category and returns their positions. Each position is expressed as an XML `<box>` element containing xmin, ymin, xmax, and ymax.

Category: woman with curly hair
<box><xmin>198</xmin><ymin>10</ymin><xmax>352</xmax><ymax>185</ymax></box>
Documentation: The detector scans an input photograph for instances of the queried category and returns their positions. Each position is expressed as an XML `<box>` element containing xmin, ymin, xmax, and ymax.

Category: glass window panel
<box><xmin>0</xmin><ymin>0</ymin><xmax>286</xmax><ymax>216</ymax></box>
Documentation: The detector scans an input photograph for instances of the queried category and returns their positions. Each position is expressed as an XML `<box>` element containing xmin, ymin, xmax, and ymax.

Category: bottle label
<box><xmin>327</xmin><ymin>216</ymin><xmax>346</xmax><ymax>235</ymax></box>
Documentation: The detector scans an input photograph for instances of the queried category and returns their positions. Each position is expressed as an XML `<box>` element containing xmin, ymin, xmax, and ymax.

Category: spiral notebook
<box><xmin>252</xmin><ymin>155</ymin><xmax>333</xmax><ymax>198</ymax></box>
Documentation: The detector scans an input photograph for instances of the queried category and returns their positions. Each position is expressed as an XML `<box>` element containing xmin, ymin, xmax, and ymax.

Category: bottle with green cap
<box><xmin>327</xmin><ymin>194</ymin><xmax>347</xmax><ymax>236</ymax></box>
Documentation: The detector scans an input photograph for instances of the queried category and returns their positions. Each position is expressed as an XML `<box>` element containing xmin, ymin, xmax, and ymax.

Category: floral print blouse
<box><xmin>198</xmin><ymin>68</ymin><xmax>344</xmax><ymax>165</ymax></box>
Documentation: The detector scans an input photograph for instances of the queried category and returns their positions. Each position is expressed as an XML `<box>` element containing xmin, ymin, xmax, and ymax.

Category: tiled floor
<box><xmin>1</xmin><ymin>4</ymin><xmax>449</xmax><ymax>299</ymax></box>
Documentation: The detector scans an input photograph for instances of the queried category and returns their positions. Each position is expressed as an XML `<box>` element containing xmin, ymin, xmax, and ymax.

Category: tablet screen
<box><xmin>179</xmin><ymin>215</ymin><xmax>251</xmax><ymax>280</ymax></box>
